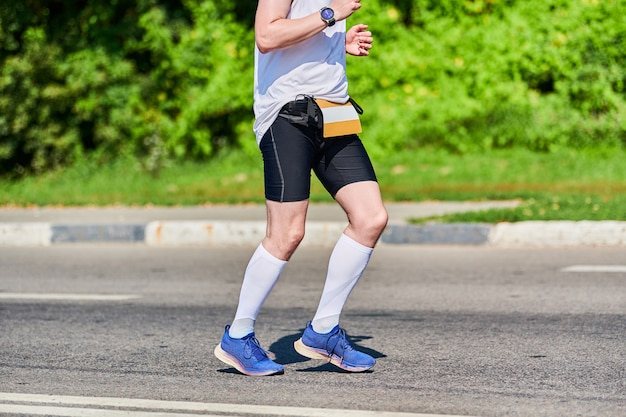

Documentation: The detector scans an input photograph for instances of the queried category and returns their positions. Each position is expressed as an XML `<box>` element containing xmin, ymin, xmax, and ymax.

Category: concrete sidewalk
<box><xmin>1</xmin><ymin>201</ymin><xmax>625</xmax><ymax>247</ymax></box>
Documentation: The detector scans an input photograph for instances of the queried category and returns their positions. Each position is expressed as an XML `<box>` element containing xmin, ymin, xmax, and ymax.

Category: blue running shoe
<box><xmin>294</xmin><ymin>322</ymin><xmax>375</xmax><ymax>372</ymax></box>
<box><xmin>214</xmin><ymin>325</ymin><xmax>284</xmax><ymax>376</ymax></box>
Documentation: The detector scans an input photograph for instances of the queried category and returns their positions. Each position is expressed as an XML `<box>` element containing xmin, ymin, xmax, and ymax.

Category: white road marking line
<box><xmin>560</xmin><ymin>265</ymin><xmax>626</xmax><ymax>273</ymax></box>
<box><xmin>0</xmin><ymin>393</ymin><xmax>476</xmax><ymax>417</ymax></box>
<box><xmin>0</xmin><ymin>293</ymin><xmax>140</xmax><ymax>301</ymax></box>
<box><xmin>0</xmin><ymin>404</ymin><xmax>219</xmax><ymax>417</ymax></box>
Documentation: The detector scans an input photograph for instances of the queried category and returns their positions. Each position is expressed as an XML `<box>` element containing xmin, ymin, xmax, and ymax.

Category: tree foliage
<box><xmin>1</xmin><ymin>0</ymin><xmax>624</xmax><ymax>177</ymax></box>
<box><xmin>357</xmin><ymin>0</ymin><xmax>626</xmax><ymax>155</ymax></box>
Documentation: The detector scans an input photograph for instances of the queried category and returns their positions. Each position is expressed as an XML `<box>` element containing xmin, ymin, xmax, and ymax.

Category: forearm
<box><xmin>255</xmin><ymin>13</ymin><xmax>327</xmax><ymax>54</ymax></box>
<box><xmin>255</xmin><ymin>0</ymin><xmax>362</xmax><ymax>54</ymax></box>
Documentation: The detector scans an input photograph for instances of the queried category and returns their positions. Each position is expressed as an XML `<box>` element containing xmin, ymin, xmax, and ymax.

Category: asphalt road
<box><xmin>0</xmin><ymin>245</ymin><xmax>624</xmax><ymax>417</ymax></box>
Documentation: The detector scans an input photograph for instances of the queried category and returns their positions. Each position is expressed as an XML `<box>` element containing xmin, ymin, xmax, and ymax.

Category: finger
<box><xmin>349</xmin><ymin>24</ymin><xmax>367</xmax><ymax>33</ymax></box>
<box><xmin>357</xmin><ymin>35</ymin><xmax>373</xmax><ymax>44</ymax></box>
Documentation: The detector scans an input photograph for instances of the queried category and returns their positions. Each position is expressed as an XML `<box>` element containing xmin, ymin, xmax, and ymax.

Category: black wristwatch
<box><xmin>320</xmin><ymin>7</ymin><xmax>336</xmax><ymax>27</ymax></box>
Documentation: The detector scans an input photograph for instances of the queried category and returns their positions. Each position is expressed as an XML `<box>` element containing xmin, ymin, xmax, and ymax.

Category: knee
<box><xmin>285</xmin><ymin>227</ymin><xmax>306</xmax><ymax>249</ymax></box>
<box><xmin>265</xmin><ymin>225</ymin><xmax>305</xmax><ymax>260</ymax></box>
<box><xmin>352</xmin><ymin>206</ymin><xmax>388</xmax><ymax>237</ymax></box>
<box><xmin>370</xmin><ymin>207</ymin><xmax>389</xmax><ymax>235</ymax></box>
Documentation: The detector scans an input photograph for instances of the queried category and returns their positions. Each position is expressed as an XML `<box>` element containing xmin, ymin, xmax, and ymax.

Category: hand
<box><xmin>330</xmin><ymin>0</ymin><xmax>362</xmax><ymax>21</ymax></box>
<box><xmin>346</xmin><ymin>24</ymin><xmax>373</xmax><ymax>56</ymax></box>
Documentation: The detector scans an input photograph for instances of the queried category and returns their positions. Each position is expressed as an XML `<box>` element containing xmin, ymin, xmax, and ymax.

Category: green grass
<box><xmin>410</xmin><ymin>193</ymin><xmax>626</xmax><ymax>224</ymax></box>
<box><xmin>1</xmin><ymin>147</ymin><xmax>625</xmax><ymax>222</ymax></box>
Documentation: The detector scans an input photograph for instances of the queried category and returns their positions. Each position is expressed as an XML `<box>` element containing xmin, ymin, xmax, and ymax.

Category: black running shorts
<box><xmin>259</xmin><ymin>115</ymin><xmax>377</xmax><ymax>202</ymax></box>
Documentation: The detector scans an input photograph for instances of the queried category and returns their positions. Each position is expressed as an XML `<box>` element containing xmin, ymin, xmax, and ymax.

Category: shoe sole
<box><xmin>213</xmin><ymin>344</ymin><xmax>283</xmax><ymax>376</ymax></box>
<box><xmin>293</xmin><ymin>338</ymin><xmax>374</xmax><ymax>372</ymax></box>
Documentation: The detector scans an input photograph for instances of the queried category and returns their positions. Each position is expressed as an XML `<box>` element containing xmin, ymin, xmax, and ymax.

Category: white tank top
<box><xmin>253</xmin><ymin>0</ymin><xmax>348</xmax><ymax>143</ymax></box>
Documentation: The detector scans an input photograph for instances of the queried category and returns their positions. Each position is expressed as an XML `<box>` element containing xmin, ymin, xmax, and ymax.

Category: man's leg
<box><xmin>229</xmin><ymin>199</ymin><xmax>308</xmax><ymax>338</ymax></box>
<box><xmin>294</xmin><ymin>181</ymin><xmax>387</xmax><ymax>372</ymax></box>
<box><xmin>311</xmin><ymin>180</ymin><xmax>388</xmax><ymax>333</ymax></box>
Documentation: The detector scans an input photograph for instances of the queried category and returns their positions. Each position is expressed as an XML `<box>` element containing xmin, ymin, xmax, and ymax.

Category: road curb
<box><xmin>1</xmin><ymin>221</ymin><xmax>625</xmax><ymax>247</ymax></box>
<box><xmin>489</xmin><ymin>220</ymin><xmax>626</xmax><ymax>247</ymax></box>
<box><xmin>51</xmin><ymin>224</ymin><xmax>146</xmax><ymax>244</ymax></box>
<box><xmin>382</xmin><ymin>224</ymin><xmax>492</xmax><ymax>245</ymax></box>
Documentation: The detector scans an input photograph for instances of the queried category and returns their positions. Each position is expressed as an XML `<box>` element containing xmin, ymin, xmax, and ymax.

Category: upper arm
<box><xmin>255</xmin><ymin>0</ymin><xmax>293</xmax><ymax>52</ymax></box>
<box><xmin>255</xmin><ymin>0</ymin><xmax>326</xmax><ymax>53</ymax></box>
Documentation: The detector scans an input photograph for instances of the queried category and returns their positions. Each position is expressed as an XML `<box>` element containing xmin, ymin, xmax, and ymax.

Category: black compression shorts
<box><xmin>259</xmin><ymin>114</ymin><xmax>377</xmax><ymax>203</ymax></box>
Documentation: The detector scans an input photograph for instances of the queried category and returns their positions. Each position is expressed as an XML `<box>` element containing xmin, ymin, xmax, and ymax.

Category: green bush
<box><xmin>0</xmin><ymin>0</ymin><xmax>254</xmax><ymax>177</ymax></box>
<box><xmin>1</xmin><ymin>0</ymin><xmax>624</xmax><ymax>177</ymax></box>
<box><xmin>356</xmin><ymin>0</ymin><xmax>626</xmax><ymax>155</ymax></box>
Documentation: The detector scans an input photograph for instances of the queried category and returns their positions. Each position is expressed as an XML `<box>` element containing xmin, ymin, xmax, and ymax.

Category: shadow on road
<box><xmin>270</xmin><ymin>329</ymin><xmax>386</xmax><ymax>373</ymax></box>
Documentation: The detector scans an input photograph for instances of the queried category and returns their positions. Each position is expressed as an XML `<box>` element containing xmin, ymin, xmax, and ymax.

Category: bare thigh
<box><xmin>262</xmin><ymin>199</ymin><xmax>309</xmax><ymax>261</ymax></box>
<box><xmin>335</xmin><ymin>181</ymin><xmax>388</xmax><ymax>248</ymax></box>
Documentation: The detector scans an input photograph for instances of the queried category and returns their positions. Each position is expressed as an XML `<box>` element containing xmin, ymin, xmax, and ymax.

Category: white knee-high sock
<box><xmin>311</xmin><ymin>233</ymin><xmax>373</xmax><ymax>334</ymax></box>
<box><xmin>229</xmin><ymin>243</ymin><xmax>287</xmax><ymax>339</ymax></box>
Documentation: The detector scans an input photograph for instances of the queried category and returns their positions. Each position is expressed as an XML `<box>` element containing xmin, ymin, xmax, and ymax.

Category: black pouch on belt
<box><xmin>278</xmin><ymin>96</ymin><xmax>322</xmax><ymax>130</ymax></box>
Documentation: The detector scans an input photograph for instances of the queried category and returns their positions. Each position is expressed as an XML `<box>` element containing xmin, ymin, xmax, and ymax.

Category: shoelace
<box><xmin>325</xmin><ymin>328</ymin><xmax>354</xmax><ymax>362</ymax></box>
<box><xmin>245</xmin><ymin>336</ymin><xmax>272</xmax><ymax>361</ymax></box>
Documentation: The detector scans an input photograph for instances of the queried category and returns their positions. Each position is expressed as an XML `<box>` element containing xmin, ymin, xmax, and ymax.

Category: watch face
<box><xmin>321</xmin><ymin>8</ymin><xmax>334</xmax><ymax>19</ymax></box>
